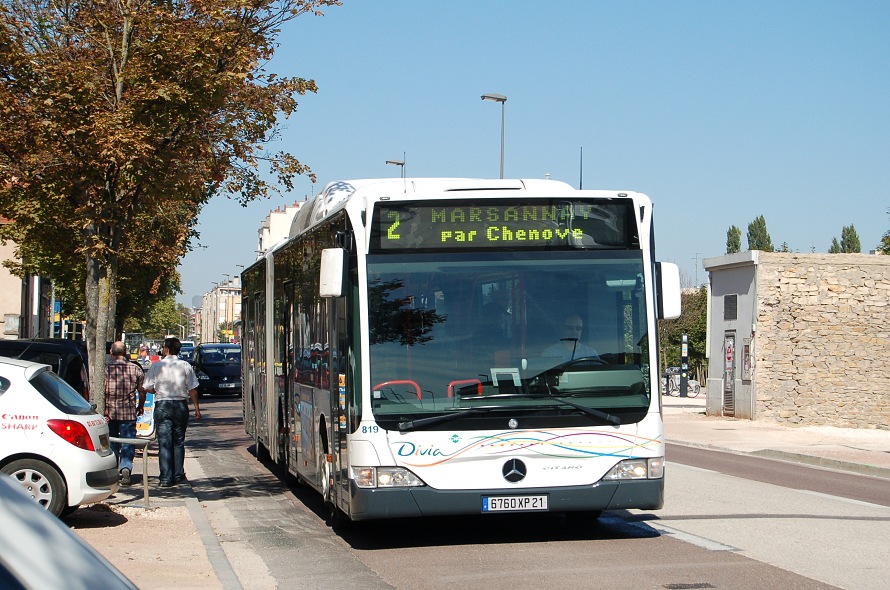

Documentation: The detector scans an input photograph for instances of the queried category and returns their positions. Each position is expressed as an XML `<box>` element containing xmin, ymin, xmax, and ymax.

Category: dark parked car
<box><xmin>178</xmin><ymin>340</ymin><xmax>196</xmax><ymax>362</ymax></box>
<box><xmin>192</xmin><ymin>343</ymin><xmax>241</xmax><ymax>397</ymax></box>
<box><xmin>0</xmin><ymin>338</ymin><xmax>90</xmax><ymax>398</ymax></box>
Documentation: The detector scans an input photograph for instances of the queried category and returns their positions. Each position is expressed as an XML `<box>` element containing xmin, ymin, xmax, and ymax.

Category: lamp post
<box><xmin>221</xmin><ymin>275</ymin><xmax>232</xmax><ymax>342</ymax></box>
<box><xmin>481</xmin><ymin>93</ymin><xmax>507</xmax><ymax>179</ymax></box>
<box><xmin>386</xmin><ymin>156</ymin><xmax>405</xmax><ymax>178</ymax></box>
<box><xmin>210</xmin><ymin>282</ymin><xmax>219</xmax><ymax>342</ymax></box>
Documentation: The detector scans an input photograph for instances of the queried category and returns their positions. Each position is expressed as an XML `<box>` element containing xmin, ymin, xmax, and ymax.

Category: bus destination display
<box><xmin>370</xmin><ymin>199</ymin><xmax>636</xmax><ymax>251</ymax></box>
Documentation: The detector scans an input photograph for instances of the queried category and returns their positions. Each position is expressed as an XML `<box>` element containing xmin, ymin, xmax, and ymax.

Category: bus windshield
<box><xmin>367</xmin><ymin>250</ymin><xmax>652</xmax><ymax>429</ymax></box>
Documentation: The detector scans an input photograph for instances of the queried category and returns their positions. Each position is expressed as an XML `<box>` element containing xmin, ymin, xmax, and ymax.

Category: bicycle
<box><xmin>664</xmin><ymin>374</ymin><xmax>701</xmax><ymax>397</ymax></box>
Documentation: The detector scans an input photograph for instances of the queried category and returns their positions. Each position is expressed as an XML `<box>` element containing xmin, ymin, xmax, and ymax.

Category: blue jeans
<box><xmin>154</xmin><ymin>400</ymin><xmax>189</xmax><ymax>484</ymax></box>
<box><xmin>108</xmin><ymin>420</ymin><xmax>137</xmax><ymax>472</ymax></box>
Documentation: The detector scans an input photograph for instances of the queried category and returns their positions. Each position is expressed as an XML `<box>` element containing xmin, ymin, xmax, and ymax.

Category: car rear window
<box><xmin>200</xmin><ymin>348</ymin><xmax>241</xmax><ymax>364</ymax></box>
<box><xmin>29</xmin><ymin>370</ymin><xmax>95</xmax><ymax>415</ymax></box>
<box><xmin>11</xmin><ymin>351</ymin><xmax>64</xmax><ymax>374</ymax></box>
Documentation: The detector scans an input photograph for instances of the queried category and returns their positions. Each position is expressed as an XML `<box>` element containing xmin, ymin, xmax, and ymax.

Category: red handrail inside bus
<box><xmin>447</xmin><ymin>379</ymin><xmax>482</xmax><ymax>397</ymax></box>
<box><xmin>373</xmin><ymin>380</ymin><xmax>422</xmax><ymax>400</ymax></box>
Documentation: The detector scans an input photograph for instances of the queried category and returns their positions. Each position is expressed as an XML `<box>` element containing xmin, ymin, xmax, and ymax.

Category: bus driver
<box><xmin>542</xmin><ymin>313</ymin><xmax>599</xmax><ymax>362</ymax></box>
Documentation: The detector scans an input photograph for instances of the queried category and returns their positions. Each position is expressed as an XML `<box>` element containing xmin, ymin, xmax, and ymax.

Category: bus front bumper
<box><xmin>347</xmin><ymin>477</ymin><xmax>663</xmax><ymax>521</ymax></box>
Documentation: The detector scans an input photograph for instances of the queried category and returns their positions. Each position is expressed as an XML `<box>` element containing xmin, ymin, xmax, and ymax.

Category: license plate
<box><xmin>482</xmin><ymin>495</ymin><xmax>548</xmax><ymax>512</ymax></box>
<box><xmin>219</xmin><ymin>383</ymin><xmax>238</xmax><ymax>388</ymax></box>
<box><xmin>99</xmin><ymin>434</ymin><xmax>109</xmax><ymax>451</ymax></box>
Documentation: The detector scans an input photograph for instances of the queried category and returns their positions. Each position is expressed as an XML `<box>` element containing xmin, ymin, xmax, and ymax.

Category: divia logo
<box><xmin>394</xmin><ymin>442</ymin><xmax>445</xmax><ymax>457</ymax></box>
<box><xmin>450</xmin><ymin>434</ymin><xmax>460</xmax><ymax>443</ymax></box>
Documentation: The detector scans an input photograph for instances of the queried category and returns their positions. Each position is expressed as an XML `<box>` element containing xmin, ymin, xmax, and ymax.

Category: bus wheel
<box><xmin>327</xmin><ymin>505</ymin><xmax>351</xmax><ymax>530</ymax></box>
<box><xmin>255</xmin><ymin>441</ymin><xmax>271</xmax><ymax>462</ymax></box>
<box><xmin>319</xmin><ymin>447</ymin><xmax>332</xmax><ymax>503</ymax></box>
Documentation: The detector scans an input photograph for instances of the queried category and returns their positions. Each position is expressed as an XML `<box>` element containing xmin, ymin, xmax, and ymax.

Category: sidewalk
<box><xmin>68</xmin><ymin>397</ymin><xmax>890</xmax><ymax>589</ymax></box>
<box><xmin>662</xmin><ymin>393</ymin><xmax>890</xmax><ymax>479</ymax></box>
<box><xmin>68</xmin><ymin>452</ymin><xmax>226</xmax><ymax>590</ymax></box>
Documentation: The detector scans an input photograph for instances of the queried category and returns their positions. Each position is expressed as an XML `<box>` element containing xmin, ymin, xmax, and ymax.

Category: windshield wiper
<box><xmin>548</xmin><ymin>396</ymin><xmax>621</xmax><ymax>425</ymax></box>
<box><xmin>398</xmin><ymin>407</ymin><xmax>493</xmax><ymax>432</ymax></box>
<box><xmin>458</xmin><ymin>393</ymin><xmax>621</xmax><ymax>426</ymax></box>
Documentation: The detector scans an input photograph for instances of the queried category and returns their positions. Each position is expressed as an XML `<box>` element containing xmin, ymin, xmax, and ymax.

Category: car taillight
<box><xmin>47</xmin><ymin>419</ymin><xmax>96</xmax><ymax>451</ymax></box>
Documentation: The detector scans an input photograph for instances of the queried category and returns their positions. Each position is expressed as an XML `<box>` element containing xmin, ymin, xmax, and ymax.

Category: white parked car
<box><xmin>0</xmin><ymin>357</ymin><xmax>119</xmax><ymax>517</ymax></box>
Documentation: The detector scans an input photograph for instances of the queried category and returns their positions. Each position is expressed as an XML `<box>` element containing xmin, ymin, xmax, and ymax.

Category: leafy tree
<box><xmin>841</xmin><ymin>224</ymin><xmax>861</xmax><ymax>253</ymax></box>
<box><xmin>0</xmin><ymin>0</ymin><xmax>338</xmax><ymax>412</ymax></box>
<box><xmin>829</xmin><ymin>224</ymin><xmax>861</xmax><ymax>253</ymax></box>
<box><xmin>658</xmin><ymin>287</ymin><xmax>708</xmax><ymax>381</ymax></box>
<box><xmin>125</xmin><ymin>295</ymin><xmax>186</xmax><ymax>339</ymax></box>
<box><xmin>747</xmin><ymin>215</ymin><xmax>774</xmax><ymax>252</ymax></box>
<box><xmin>880</xmin><ymin>209</ymin><xmax>890</xmax><ymax>254</ymax></box>
<box><xmin>117</xmin><ymin>267</ymin><xmax>182</xmax><ymax>337</ymax></box>
<box><xmin>778</xmin><ymin>241</ymin><xmax>791</xmax><ymax>252</ymax></box>
<box><xmin>726</xmin><ymin>225</ymin><xmax>742</xmax><ymax>254</ymax></box>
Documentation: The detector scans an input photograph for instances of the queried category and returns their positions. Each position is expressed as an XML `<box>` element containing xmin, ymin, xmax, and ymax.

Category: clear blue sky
<box><xmin>178</xmin><ymin>0</ymin><xmax>890</xmax><ymax>306</ymax></box>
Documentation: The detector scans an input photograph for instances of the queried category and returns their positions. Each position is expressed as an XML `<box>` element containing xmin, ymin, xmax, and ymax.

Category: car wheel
<box><xmin>2</xmin><ymin>458</ymin><xmax>68</xmax><ymax>516</ymax></box>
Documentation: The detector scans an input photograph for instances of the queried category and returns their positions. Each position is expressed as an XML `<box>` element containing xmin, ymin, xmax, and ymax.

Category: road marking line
<box><xmin>647</xmin><ymin>522</ymin><xmax>741</xmax><ymax>552</ymax></box>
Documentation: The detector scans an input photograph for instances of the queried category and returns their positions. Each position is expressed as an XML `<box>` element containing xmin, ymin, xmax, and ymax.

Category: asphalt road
<box><xmin>171</xmin><ymin>396</ymin><xmax>890</xmax><ymax>589</ymax></box>
<box><xmin>666</xmin><ymin>442</ymin><xmax>890</xmax><ymax>507</ymax></box>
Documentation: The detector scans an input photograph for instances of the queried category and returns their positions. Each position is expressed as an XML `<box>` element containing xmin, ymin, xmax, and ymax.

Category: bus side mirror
<box><xmin>656</xmin><ymin>262</ymin><xmax>681</xmax><ymax>319</ymax></box>
<box><xmin>319</xmin><ymin>248</ymin><xmax>346</xmax><ymax>298</ymax></box>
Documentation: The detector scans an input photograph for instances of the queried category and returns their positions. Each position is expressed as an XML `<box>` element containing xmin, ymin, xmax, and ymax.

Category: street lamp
<box><xmin>210</xmin><ymin>282</ymin><xmax>219</xmax><ymax>343</ymax></box>
<box><xmin>221</xmin><ymin>275</ymin><xmax>232</xmax><ymax>342</ymax></box>
<box><xmin>481</xmin><ymin>93</ymin><xmax>507</xmax><ymax>179</ymax></box>
<box><xmin>386</xmin><ymin>156</ymin><xmax>405</xmax><ymax>178</ymax></box>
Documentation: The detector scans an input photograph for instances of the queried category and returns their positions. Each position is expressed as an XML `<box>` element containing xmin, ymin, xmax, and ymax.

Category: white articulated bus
<box><xmin>242</xmin><ymin>178</ymin><xmax>681</xmax><ymax>524</ymax></box>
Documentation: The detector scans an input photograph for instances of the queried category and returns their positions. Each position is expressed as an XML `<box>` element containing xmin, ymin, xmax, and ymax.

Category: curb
<box><xmin>666</xmin><ymin>438</ymin><xmax>890</xmax><ymax>480</ymax></box>
<box><xmin>750</xmin><ymin>449</ymin><xmax>890</xmax><ymax>480</ymax></box>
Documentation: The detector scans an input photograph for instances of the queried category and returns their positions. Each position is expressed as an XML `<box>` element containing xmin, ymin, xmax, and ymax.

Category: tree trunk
<box><xmin>85</xmin><ymin>245</ymin><xmax>121</xmax><ymax>415</ymax></box>
<box><xmin>85</xmin><ymin>253</ymin><xmax>104</xmax><ymax>413</ymax></box>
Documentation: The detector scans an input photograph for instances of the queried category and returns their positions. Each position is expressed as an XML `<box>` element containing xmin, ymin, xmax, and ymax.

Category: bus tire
<box><xmin>327</xmin><ymin>505</ymin><xmax>351</xmax><ymax>530</ymax></box>
<box><xmin>255</xmin><ymin>441</ymin><xmax>271</xmax><ymax>462</ymax></box>
<box><xmin>319</xmin><ymin>446</ymin><xmax>332</xmax><ymax>503</ymax></box>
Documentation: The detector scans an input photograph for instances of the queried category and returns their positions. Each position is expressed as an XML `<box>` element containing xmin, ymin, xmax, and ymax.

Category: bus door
<box><xmin>279</xmin><ymin>280</ymin><xmax>293</xmax><ymax>467</ymax></box>
<box><xmin>295</xmin><ymin>295</ymin><xmax>333</xmax><ymax>500</ymax></box>
<box><xmin>329</xmin><ymin>295</ymin><xmax>349</xmax><ymax>515</ymax></box>
<box><xmin>250</xmin><ymin>292</ymin><xmax>268</xmax><ymax>449</ymax></box>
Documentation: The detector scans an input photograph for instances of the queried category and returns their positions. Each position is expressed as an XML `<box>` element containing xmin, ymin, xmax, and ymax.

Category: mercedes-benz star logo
<box><xmin>502</xmin><ymin>459</ymin><xmax>527</xmax><ymax>483</ymax></box>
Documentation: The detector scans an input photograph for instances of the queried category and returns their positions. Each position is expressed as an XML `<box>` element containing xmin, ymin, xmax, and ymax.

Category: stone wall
<box><xmin>754</xmin><ymin>253</ymin><xmax>889</xmax><ymax>429</ymax></box>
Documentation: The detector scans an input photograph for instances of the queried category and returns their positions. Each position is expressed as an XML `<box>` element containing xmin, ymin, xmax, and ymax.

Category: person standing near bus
<box><xmin>143</xmin><ymin>337</ymin><xmax>201</xmax><ymax>487</ymax></box>
<box><xmin>105</xmin><ymin>341</ymin><xmax>146</xmax><ymax>486</ymax></box>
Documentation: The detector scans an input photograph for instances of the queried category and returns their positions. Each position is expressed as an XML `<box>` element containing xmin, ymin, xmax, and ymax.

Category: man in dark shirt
<box><xmin>105</xmin><ymin>341</ymin><xmax>146</xmax><ymax>485</ymax></box>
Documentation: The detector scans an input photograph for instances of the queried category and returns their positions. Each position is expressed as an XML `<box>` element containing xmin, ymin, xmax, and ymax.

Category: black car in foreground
<box><xmin>192</xmin><ymin>343</ymin><xmax>241</xmax><ymax>397</ymax></box>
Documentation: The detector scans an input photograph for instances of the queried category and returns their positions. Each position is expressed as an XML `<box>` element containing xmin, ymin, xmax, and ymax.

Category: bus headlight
<box><xmin>351</xmin><ymin>466</ymin><xmax>425</xmax><ymax>488</ymax></box>
<box><xmin>603</xmin><ymin>457</ymin><xmax>664</xmax><ymax>480</ymax></box>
